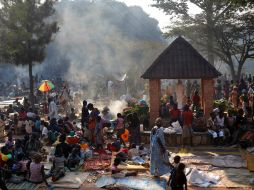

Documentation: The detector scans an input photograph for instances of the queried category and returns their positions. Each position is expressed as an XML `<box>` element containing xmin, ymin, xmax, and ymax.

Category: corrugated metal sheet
<box><xmin>141</xmin><ymin>36</ymin><xmax>221</xmax><ymax>79</ymax></box>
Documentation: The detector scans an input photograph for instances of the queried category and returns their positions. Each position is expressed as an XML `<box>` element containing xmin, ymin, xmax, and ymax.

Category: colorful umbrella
<box><xmin>38</xmin><ymin>80</ymin><xmax>55</xmax><ymax>92</ymax></box>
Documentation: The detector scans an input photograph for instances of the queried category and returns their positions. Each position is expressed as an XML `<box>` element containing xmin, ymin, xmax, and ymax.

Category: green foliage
<box><xmin>0</xmin><ymin>0</ymin><xmax>58</xmax><ymax>65</ymax></box>
<box><xmin>153</xmin><ymin>0</ymin><xmax>254</xmax><ymax>81</ymax></box>
<box><xmin>228</xmin><ymin>0</ymin><xmax>254</xmax><ymax>6</ymax></box>
<box><xmin>123</xmin><ymin>104</ymin><xmax>149</xmax><ymax>122</ymax></box>
<box><xmin>214</xmin><ymin>99</ymin><xmax>238</xmax><ymax>115</ymax></box>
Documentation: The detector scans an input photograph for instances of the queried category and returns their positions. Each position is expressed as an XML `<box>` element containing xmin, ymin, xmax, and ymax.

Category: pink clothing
<box><xmin>29</xmin><ymin>162</ymin><xmax>43</xmax><ymax>183</ymax></box>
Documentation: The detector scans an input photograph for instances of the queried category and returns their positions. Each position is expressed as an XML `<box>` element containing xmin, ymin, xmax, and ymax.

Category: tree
<box><xmin>229</xmin><ymin>0</ymin><xmax>254</xmax><ymax>6</ymax></box>
<box><xmin>153</xmin><ymin>0</ymin><xmax>254</xmax><ymax>81</ymax></box>
<box><xmin>214</xmin><ymin>11</ymin><xmax>254</xmax><ymax>80</ymax></box>
<box><xmin>0</xmin><ymin>0</ymin><xmax>58</xmax><ymax>106</ymax></box>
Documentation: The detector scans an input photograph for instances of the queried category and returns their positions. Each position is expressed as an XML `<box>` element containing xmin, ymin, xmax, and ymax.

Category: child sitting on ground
<box><xmin>111</xmin><ymin>158</ymin><xmax>137</xmax><ymax>177</ymax></box>
<box><xmin>67</xmin><ymin>145</ymin><xmax>81</xmax><ymax>169</ymax></box>
<box><xmin>28</xmin><ymin>153</ymin><xmax>49</xmax><ymax>187</ymax></box>
<box><xmin>51</xmin><ymin>148</ymin><xmax>67</xmax><ymax>182</ymax></box>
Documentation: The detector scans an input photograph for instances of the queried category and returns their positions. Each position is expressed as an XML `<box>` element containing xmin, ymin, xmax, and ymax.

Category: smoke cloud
<box><xmin>38</xmin><ymin>0</ymin><xmax>166</xmax><ymax>97</ymax></box>
<box><xmin>1</xmin><ymin>0</ymin><xmax>167</xmax><ymax>99</ymax></box>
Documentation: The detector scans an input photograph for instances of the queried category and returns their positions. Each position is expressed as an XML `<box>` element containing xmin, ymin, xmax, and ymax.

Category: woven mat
<box><xmin>7</xmin><ymin>181</ymin><xmax>39</xmax><ymax>190</ymax></box>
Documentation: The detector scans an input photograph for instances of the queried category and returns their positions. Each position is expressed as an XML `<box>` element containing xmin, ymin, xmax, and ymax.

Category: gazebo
<box><xmin>141</xmin><ymin>36</ymin><xmax>221</xmax><ymax>123</ymax></box>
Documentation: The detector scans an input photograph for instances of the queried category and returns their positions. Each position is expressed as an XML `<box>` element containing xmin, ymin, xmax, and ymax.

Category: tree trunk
<box><xmin>29</xmin><ymin>61</ymin><xmax>34</xmax><ymax>107</ymax></box>
<box><xmin>206</xmin><ymin>0</ymin><xmax>215</xmax><ymax>65</ymax></box>
<box><xmin>236</xmin><ymin>63</ymin><xmax>244</xmax><ymax>82</ymax></box>
<box><xmin>207</xmin><ymin>29</ymin><xmax>214</xmax><ymax>65</ymax></box>
<box><xmin>227</xmin><ymin>59</ymin><xmax>237</xmax><ymax>81</ymax></box>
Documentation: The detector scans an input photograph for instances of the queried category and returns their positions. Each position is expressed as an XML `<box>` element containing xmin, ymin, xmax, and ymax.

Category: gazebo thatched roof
<box><xmin>141</xmin><ymin>36</ymin><xmax>221</xmax><ymax>79</ymax></box>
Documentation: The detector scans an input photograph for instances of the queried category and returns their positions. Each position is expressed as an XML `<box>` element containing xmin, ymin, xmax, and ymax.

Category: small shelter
<box><xmin>141</xmin><ymin>36</ymin><xmax>221</xmax><ymax>123</ymax></box>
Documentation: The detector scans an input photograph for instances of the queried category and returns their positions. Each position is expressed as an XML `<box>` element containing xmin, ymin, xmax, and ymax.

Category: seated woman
<box><xmin>55</xmin><ymin>134</ymin><xmax>72</xmax><ymax>159</ymax></box>
<box><xmin>51</xmin><ymin>148</ymin><xmax>67</xmax><ymax>182</ymax></box>
<box><xmin>67</xmin><ymin>145</ymin><xmax>81</xmax><ymax>169</ymax></box>
<box><xmin>207</xmin><ymin>112</ymin><xmax>219</xmax><ymax>146</ymax></box>
<box><xmin>25</xmin><ymin>133</ymin><xmax>42</xmax><ymax>157</ymax></box>
<box><xmin>27</xmin><ymin>153</ymin><xmax>50</xmax><ymax>188</ymax></box>
<box><xmin>192</xmin><ymin>109</ymin><xmax>207</xmax><ymax>132</ymax></box>
<box><xmin>215</xmin><ymin>111</ymin><xmax>230</xmax><ymax>145</ymax></box>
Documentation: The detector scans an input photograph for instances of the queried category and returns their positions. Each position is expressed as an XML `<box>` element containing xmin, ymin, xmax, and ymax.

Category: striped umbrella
<box><xmin>38</xmin><ymin>80</ymin><xmax>55</xmax><ymax>92</ymax></box>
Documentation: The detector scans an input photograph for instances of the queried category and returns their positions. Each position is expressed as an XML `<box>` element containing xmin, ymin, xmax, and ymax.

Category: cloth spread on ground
<box><xmin>83</xmin><ymin>150</ymin><xmax>111</xmax><ymax>171</ymax></box>
<box><xmin>6</xmin><ymin>181</ymin><xmax>39</xmax><ymax>190</ymax></box>
<box><xmin>187</xmin><ymin>168</ymin><xmax>220</xmax><ymax>187</ymax></box>
<box><xmin>47</xmin><ymin>172</ymin><xmax>89</xmax><ymax>189</ymax></box>
<box><xmin>83</xmin><ymin>158</ymin><xmax>111</xmax><ymax>171</ymax></box>
<box><xmin>96</xmin><ymin>176</ymin><xmax>167</xmax><ymax>190</ymax></box>
<box><xmin>211</xmin><ymin>155</ymin><xmax>247</xmax><ymax>168</ymax></box>
<box><xmin>182</xmin><ymin>155</ymin><xmax>247</xmax><ymax>168</ymax></box>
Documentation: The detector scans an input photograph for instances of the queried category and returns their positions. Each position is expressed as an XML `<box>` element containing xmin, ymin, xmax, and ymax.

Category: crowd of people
<box><xmin>0</xmin><ymin>93</ymin><xmax>145</xmax><ymax>189</ymax></box>
<box><xmin>0</xmin><ymin>76</ymin><xmax>254</xmax><ymax>190</ymax></box>
<box><xmin>159</xmin><ymin>77</ymin><xmax>254</xmax><ymax>149</ymax></box>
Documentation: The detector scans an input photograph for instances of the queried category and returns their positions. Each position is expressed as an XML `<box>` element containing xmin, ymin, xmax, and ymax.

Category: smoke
<box><xmin>0</xmin><ymin>0</ymin><xmax>167</xmax><ymax>99</ymax></box>
<box><xmin>37</xmin><ymin>0</ymin><xmax>166</xmax><ymax>97</ymax></box>
<box><xmin>108</xmin><ymin>100</ymin><xmax>128</xmax><ymax>117</ymax></box>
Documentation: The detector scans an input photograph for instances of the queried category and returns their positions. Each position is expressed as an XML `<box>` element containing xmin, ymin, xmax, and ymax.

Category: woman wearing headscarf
<box><xmin>150</xmin><ymin>118</ymin><xmax>172</xmax><ymax>177</ymax></box>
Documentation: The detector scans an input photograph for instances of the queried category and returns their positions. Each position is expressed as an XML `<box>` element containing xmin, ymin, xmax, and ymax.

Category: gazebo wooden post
<box><xmin>149</xmin><ymin>79</ymin><xmax>161</xmax><ymax>125</ymax></box>
<box><xmin>201</xmin><ymin>79</ymin><xmax>215</xmax><ymax>118</ymax></box>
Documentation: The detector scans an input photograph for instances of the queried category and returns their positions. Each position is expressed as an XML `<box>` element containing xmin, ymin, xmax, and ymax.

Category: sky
<box><xmin>116</xmin><ymin>0</ymin><xmax>201</xmax><ymax>31</ymax></box>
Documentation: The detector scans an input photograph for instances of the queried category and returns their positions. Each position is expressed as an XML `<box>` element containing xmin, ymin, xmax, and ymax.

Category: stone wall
<box><xmin>141</xmin><ymin>131</ymin><xmax>212</xmax><ymax>146</ymax></box>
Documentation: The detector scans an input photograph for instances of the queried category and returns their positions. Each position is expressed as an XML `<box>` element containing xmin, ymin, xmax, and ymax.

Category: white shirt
<box><xmin>49</xmin><ymin>101</ymin><xmax>58</xmax><ymax>119</ymax></box>
<box><xmin>42</xmin><ymin>126</ymin><xmax>48</xmax><ymax>138</ymax></box>
<box><xmin>216</xmin><ymin>116</ymin><xmax>225</xmax><ymax>127</ymax></box>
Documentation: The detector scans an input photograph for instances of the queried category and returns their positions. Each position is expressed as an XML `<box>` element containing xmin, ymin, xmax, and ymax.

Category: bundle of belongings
<box><xmin>246</xmin><ymin>147</ymin><xmax>254</xmax><ymax>154</ymax></box>
<box><xmin>164</xmin><ymin>121</ymin><xmax>183</xmax><ymax>134</ymax></box>
<box><xmin>187</xmin><ymin>168</ymin><xmax>220</xmax><ymax>187</ymax></box>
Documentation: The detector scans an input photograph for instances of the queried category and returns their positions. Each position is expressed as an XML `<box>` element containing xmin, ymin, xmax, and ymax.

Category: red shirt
<box><xmin>192</xmin><ymin>95</ymin><xmax>200</xmax><ymax>105</ymax></box>
<box><xmin>66</xmin><ymin>136</ymin><xmax>79</xmax><ymax>144</ymax></box>
<box><xmin>170</xmin><ymin>109</ymin><xmax>181</xmax><ymax>120</ymax></box>
<box><xmin>18</xmin><ymin>111</ymin><xmax>27</xmax><ymax>120</ymax></box>
<box><xmin>182</xmin><ymin>111</ymin><xmax>193</xmax><ymax>126</ymax></box>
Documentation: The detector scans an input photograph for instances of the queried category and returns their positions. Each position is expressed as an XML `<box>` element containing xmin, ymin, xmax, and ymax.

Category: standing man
<box><xmin>150</xmin><ymin>118</ymin><xmax>172</xmax><ymax>177</ymax></box>
<box><xmin>48</xmin><ymin>97</ymin><xmax>58</xmax><ymax>120</ymax></box>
